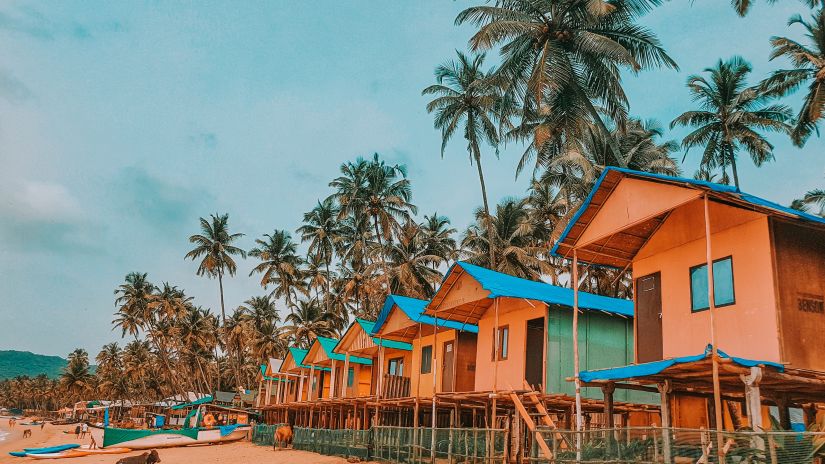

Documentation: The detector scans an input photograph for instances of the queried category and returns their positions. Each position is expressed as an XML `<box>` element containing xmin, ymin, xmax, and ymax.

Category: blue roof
<box><xmin>316</xmin><ymin>336</ymin><xmax>372</xmax><ymax>365</ymax></box>
<box><xmin>284</xmin><ymin>347</ymin><xmax>330</xmax><ymax>372</ymax></box>
<box><xmin>579</xmin><ymin>344</ymin><xmax>784</xmax><ymax>383</ymax></box>
<box><xmin>552</xmin><ymin>167</ymin><xmax>825</xmax><ymax>259</ymax></box>
<box><xmin>371</xmin><ymin>294</ymin><xmax>479</xmax><ymax>336</ymax></box>
<box><xmin>448</xmin><ymin>261</ymin><xmax>634</xmax><ymax>318</ymax></box>
<box><xmin>354</xmin><ymin>319</ymin><xmax>412</xmax><ymax>351</ymax></box>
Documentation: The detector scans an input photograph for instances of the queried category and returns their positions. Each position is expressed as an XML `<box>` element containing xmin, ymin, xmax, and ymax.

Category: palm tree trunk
<box><xmin>216</xmin><ymin>269</ymin><xmax>227</xmax><ymax>390</ymax></box>
<box><xmin>372</xmin><ymin>215</ymin><xmax>392</xmax><ymax>296</ymax></box>
<box><xmin>472</xmin><ymin>146</ymin><xmax>497</xmax><ymax>268</ymax></box>
<box><xmin>324</xmin><ymin>259</ymin><xmax>332</xmax><ymax>314</ymax></box>
<box><xmin>729</xmin><ymin>147</ymin><xmax>740</xmax><ymax>189</ymax></box>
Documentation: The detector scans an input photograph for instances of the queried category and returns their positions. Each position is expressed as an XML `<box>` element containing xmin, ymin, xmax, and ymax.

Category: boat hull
<box><xmin>92</xmin><ymin>426</ymin><xmax>250</xmax><ymax>450</ymax></box>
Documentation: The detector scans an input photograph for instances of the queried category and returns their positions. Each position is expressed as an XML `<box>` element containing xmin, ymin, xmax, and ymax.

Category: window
<box><xmin>388</xmin><ymin>357</ymin><xmax>404</xmax><ymax>376</ymax></box>
<box><xmin>347</xmin><ymin>367</ymin><xmax>354</xmax><ymax>387</ymax></box>
<box><xmin>492</xmin><ymin>325</ymin><xmax>509</xmax><ymax>360</ymax></box>
<box><xmin>690</xmin><ymin>256</ymin><xmax>735</xmax><ymax>312</ymax></box>
<box><xmin>420</xmin><ymin>345</ymin><xmax>432</xmax><ymax>374</ymax></box>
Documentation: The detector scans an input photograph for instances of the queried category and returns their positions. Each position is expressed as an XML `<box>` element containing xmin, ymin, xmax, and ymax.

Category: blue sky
<box><xmin>0</xmin><ymin>1</ymin><xmax>822</xmax><ymax>357</ymax></box>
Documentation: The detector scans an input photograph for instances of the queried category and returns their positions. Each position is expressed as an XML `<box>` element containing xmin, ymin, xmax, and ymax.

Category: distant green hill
<box><xmin>0</xmin><ymin>350</ymin><xmax>68</xmax><ymax>380</ymax></box>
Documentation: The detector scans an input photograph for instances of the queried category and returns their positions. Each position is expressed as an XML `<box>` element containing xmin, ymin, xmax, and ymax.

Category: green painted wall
<box><xmin>546</xmin><ymin>306</ymin><xmax>656</xmax><ymax>404</ymax></box>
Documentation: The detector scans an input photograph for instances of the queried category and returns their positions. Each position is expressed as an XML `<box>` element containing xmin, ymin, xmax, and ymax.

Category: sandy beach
<box><xmin>0</xmin><ymin>422</ymin><xmax>361</xmax><ymax>464</ymax></box>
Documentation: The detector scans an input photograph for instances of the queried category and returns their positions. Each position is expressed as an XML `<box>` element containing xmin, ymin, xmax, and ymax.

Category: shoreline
<box><xmin>0</xmin><ymin>421</ymin><xmax>365</xmax><ymax>463</ymax></box>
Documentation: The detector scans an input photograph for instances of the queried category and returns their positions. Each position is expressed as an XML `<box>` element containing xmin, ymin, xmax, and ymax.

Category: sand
<box><xmin>0</xmin><ymin>421</ymin><xmax>361</xmax><ymax>464</ymax></box>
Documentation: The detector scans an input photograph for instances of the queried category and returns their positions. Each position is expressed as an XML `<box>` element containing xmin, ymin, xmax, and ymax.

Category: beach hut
<box><xmin>371</xmin><ymin>294</ymin><xmax>478</xmax><ymax>399</ymax></box>
<box><xmin>332</xmin><ymin>318</ymin><xmax>412</xmax><ymax>398</ymax></box>
<box><xmin>423</xmin><ymin>262</ymin><xmax>638</xmax><ymax>400</ymax></box>
<box><xmin>303</xmin><ymin>336</ymin><xmax>371</xmax><ymax>401</ymax></box>
<box><xmin>279</xmin><ymin>347</ymin><xmax>321</xmax><ymax>403</ymax></box>
<box><xmin>554</xmin><ymin>168</ymin><xmax>825</xmax><ymax>440</ymax></box>
<box><xmin>255</xmin><ymin>358</ymin><xmax>285</xmax><ymax>407</ymax></box>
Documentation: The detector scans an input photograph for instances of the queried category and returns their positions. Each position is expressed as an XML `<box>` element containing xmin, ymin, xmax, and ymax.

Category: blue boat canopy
<box><xmin>428</xmin><ymin>261</ymin><xmax>633</xmax><ymax>319</ymax></box>
<box><xmin>579</xmin><ymin>345</ymin><xmax>784</xmax><ymax>384</ymax></box>
<box><xmin>170</xmin><ymin>395</ymin><xmax>213</xmax><ymax>410</ymax></box>
<box><xmin>370</xmin><ymin>294</ymin><xmax>479</xmax><ymax>336</ymax></box>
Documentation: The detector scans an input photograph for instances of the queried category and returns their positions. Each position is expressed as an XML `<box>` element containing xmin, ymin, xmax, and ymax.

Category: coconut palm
<box><xmin>420</xmin><ymin>213</ymin><xmax>458</xmax><ymax>266</ymax></box>
<box><xmin>456</xmin><ymin>0</ymin><xmax>677</xmax><ymax>167</ymax></box>
<box><xmin>461</xmin><ymin>197</ymin><xmax>551</xmax><ymax>280</ymax></box>
<box><xmin>423</xmin><ymin>51</ymin><xmax>503</xmax><ymax>267</ymax></box>
<box><xmin>762</xmin><ymin>10</ymin><xmax>825</xmax><ymax>146</ymax></box>
<box><xmin>249</xmin><ymin>230</ymin><xmax>306</xmax><ymax>308</ymax></box>
<box><xmin>185</xmin><ymin>213</ymin><xmax>246</xmax><ymax>325</ymax></box>
<box><xmin>732</xmin><ymin>0</ymin><xmax>822</xmax><ymax>17</ymax></box>
<box><xmin>671</xmin><ymin>57</ymin><xmax>792</xmax><ymax>189</ymax></box>
<box><xmin>177</xmin><ymin>306</ymin><xmax>219</xmax><ymax>391</ymax></box>
<box><xmin>297</xmin><ymin>198</ymin><xmax>342</xmax><ymax>308</ymax></box>
<box><xmin>60</xmin><ymin>349</ymin><xmax>93</xmax><ymax>402</ymax></box>
<box><xmin>384</xmin><ymin>220</ymin><xmax>444</xmax><ymax>298</ymax></box>
<box><xmin>238</xmin><ymin>296</ymin><xmax>281</xmax><ymax>327</ymax></box>
<box><xmin>113</xmin><ymin>272</ymin><xmax>155</xmax><ymax>339</ymax></box>
<box><xmin>250</xmin><ymin>320</ymin><xmax>288</xmax><ymax>362</ymax></box>
<box><xmin>282</xmin><ymin>298</ymin><xmax>337</xmax><ymax>349</ymax></box>
<box><xmin>122</xmin><ymin>340</ymin><xmax>152</xmax><ymax>400</ymax></box>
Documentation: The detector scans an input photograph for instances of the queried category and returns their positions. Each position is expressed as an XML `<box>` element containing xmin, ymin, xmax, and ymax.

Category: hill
<box><xmin>0</xmin><ymin>350</ymin><xmax>68</xmax><ymax>380</ymax></box>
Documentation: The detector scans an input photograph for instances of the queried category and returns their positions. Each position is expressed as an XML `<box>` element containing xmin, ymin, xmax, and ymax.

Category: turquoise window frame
<box><xmin>690</xmin><ymin>256</ymin><xmax>735</xmax><ymax>312</ymax></box>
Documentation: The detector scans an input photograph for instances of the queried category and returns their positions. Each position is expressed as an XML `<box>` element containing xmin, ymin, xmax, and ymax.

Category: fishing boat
<box><xmin>90</xmin><ymin>424</ymin><xmax>250</xmax><ymax>449</ymax></box>
<box><xmin>89</xmin><ymin>403</ymin><xmax>252</xmax><ymax>450</ymax></box>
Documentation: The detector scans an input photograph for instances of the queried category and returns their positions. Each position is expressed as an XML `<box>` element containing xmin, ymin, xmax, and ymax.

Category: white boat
<box><xmin>89</xmin><ymin>424</ymin><xmax>251</xmax><ymax>450</ymax></box>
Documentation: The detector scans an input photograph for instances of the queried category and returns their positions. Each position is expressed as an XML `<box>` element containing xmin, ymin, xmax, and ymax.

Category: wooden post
<box><xmin>775</xmin><ymin>394</ymin><xmax>792</xmax><ymax>431</ymax></box>
<box><xmin>742</xmin><ymin>366</ymin><xmax>764</xmax><ymax>450</ymax></box>
<box><xmin>572</xmin><ymin>250</ymin><xmax>583</xmax><ymax>461</ymax></box>
<box><xmin>266</xmin><ymin>378</ymin><xmax>273</xmax><ymax>406</ymax></box>
<box><xmin>602</xmin><ymin>383</ymin><xmax>615</xmax><ymax>428</ymax></box>
<box><xmin>431</xmin><ymin>309</ymin><xmax>439</xmax><ymax>464</ymax></box>
<box><xmin>703</xmin><ymin>193</ymin><xmax>725</xmax><ymax>464</ymax></box>
<box><xmin>298</xmin><ymin>369</ymin><xmax>305</xmax><ymax>402</ymax></box>
<box><xmin>342</xmin><ymin>354</ymin><xmax>351</xmax><ymax>398</ymax></box>
<box><xmin>378</xmin><ymin>344</ymin><xmax>386</xmax><ymax>398</ymax></box>
<box><xmin>329</xmin><ymin>359</ymin><xmax>337</xmax><ymax>399</ymax></box>
<box><xmin>658</xmin><ymin>380</ymin><xmax>672</xmax><ymax>464</ymax></box>
<box><xmin>309</xmin><ymin>364</ymin><xmax>317</xmax><ymax>401</ymax></box>
<box><xmin>413</xmin><ymin>398</ymin><xmax>420</xmax><ymax>461</ymax></box>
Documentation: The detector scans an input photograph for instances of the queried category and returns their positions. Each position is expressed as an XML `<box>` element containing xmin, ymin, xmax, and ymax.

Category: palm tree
<box><xmin>282</xmin><ymin>299</ymin><xmax>336</xmax><ymax>349</ymax></box>
<box><xmin>762</xmin><ymin>9</ymin><xmax>825</xmax><ymax>146</ymax></box>
<box><xmin>732</xmin><ymin>0</ymin><xmax>822</xmax><ymax>17</ymax></box>
<box><xmin>238</xmin><ymin>296</ymin><xmax>281</xmax><ymax>327</ymax></box>
<box><xmin>122</xmin><ymin>340</ymin><xmax>153</xmax><ymax>400</ymax></box>
<box><xmin>461</xmin><ymin>197</ymin><xmax>551</xmax><ymax>280</ymax></box>
<box><xmin>384</xmin><ymin>220</ymin><xmax>444</xmax><ymax>298</ymax></box>
<box><xmin>420</xmin><ymin>213</ymin><xmax>458</xmax><ymax>266</ymax></box>
<box><xmin>248</xmin><ymin>230</ymin><xmax>306</xmax><ymax>308</ymax></box>
<box><xmin>297</xmin><ymin>198</ymin><xmax>342</xmax><ymax>310</ymax></box>
<box><xmin>423</xmin><ymin>51</ymin><xmax>503</xmax><ymax>267</ymax></box>
<box><xmin>113</xmin><ymin>272</ymin><xmax>155</xmax><ymax>339</ymax></box>
<box><xmin>177</xmin><ymin>306</ymin><xmax>219</xmax><ymax>391</ymax></box>
<box><xmin>671</xmin><ymin>57</ymin><xmax>792</xmax><ymax>188</ymax></box>
<box><xmin>802</xmin><ymin>188</ymin><xmax>825</xmax><ymax>216</ymax></box>
<box><xmin>60</xmin><ymin>349</ymin><xmax>92</xmax><ymax>403</ymax></box>
<box><xmin>456</xmin><ymin>0</ymin><xmax>677</xmax><ymax>167</ymax></box>
<box><xmin>185</xmin><ymin>213</ymin><xmax>246</xmax><ymax>325</ymax></box>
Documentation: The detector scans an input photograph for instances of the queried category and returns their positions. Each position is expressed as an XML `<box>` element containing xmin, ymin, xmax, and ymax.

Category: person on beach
<box><xmin>80</xmin><ymin>422</ymin><xmax>88</xmax><ymax>438</ymax></box>
<box><xmin>89</xmin><ymin>434</ymin><xmax>98</xmax><ymax>450</ymax></box>
<box><xmin>74</xmin><ymin>424</ymin><xmax>81</xmax><ymax>438</ymax></box>
<box><xmin>40</xmin><ymin>422</ymin><xmax>45</xmax><ymax>430</ymax></box>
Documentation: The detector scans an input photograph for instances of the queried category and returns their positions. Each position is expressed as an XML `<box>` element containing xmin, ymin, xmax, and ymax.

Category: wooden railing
<box><xmin>381</xmin><ymin>374</ymin><xmax>410</xmax><ymax>399</ymax></box>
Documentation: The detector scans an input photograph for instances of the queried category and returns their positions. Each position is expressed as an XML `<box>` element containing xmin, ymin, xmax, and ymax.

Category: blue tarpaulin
<box><xmin>448</xmin><ymin>261</ymin><xmax>634</xmax><ymax>317</ymax></box>
<box><xmin>371</xmin><ymin>294</ymin><xmax>479</xmax><ymax>336</ymax></box>
<box><xmin>580</xmin><ymin>344</ymin><xmax>785</xmax><ymax>383</ymax></box>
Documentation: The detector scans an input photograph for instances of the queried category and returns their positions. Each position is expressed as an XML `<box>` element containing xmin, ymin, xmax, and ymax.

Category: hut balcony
<box><xmin>381</xmin><ymin>373</ymin><xmax>410</xmax><ymax>399</ymax></box>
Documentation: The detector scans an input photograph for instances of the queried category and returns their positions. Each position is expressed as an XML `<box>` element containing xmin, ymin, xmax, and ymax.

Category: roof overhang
<box><xmin>552</xmin><ymin>167</ymin><xmax>825</xmax><ymax>268</ymax></box>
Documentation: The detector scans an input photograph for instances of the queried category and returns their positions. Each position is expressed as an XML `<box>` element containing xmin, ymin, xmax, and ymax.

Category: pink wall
<box><xmin>632</xmin><ymin>200</ymin><xmax>781</xmax><ymax>362</ymax></box>
<box><xmin>474</xmin><ymin>298</ymin><xmax>545</xmax><ymax>391</ymax></box>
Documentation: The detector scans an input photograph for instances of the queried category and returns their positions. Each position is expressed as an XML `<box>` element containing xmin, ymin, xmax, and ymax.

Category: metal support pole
<box><xmin>704</xmin><ymin>193</ymin><xmax>726</xmax><ymax>464</ymax></box>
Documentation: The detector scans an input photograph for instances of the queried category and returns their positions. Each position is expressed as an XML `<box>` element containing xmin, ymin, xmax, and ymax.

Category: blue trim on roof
<box><xmin>579</xmin><ymin>344</ymin><xmax>784</xmax><ymax>383</ymax></box>
<box><xmin>551</xmin><ymin>167</ymin><xmax>825</xmax><ymax>258</ymax></box>
<box><xmin>316</xmin><ymin>336</ymin><xmax>372</xmax><ymax>365</ymax></box>
<box><xmin>450</xmin><ymin>261</ymin><xmax>633</xmax><ymax>317</ymax></box>
<box><xmin>355</xmin><ymin>319</ymin><xmax>412</xmax><ymax>351</ymax></box>
<box><xmin>371</xmin><ymin>294</ymin><xmax>479</xmax><ymax>336</ymax></box>
<box><xmin>285</xmin><ymin>347</ymin><xmax>330</xmax><ymax>372</ymax></box>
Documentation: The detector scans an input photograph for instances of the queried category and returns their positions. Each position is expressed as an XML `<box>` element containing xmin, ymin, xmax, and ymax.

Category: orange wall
<box><xmin>382</xmin><ymin>348</ymin><xmax>412</xmax><ymax>377</ymax></box>
<box><xmin>632</xmin><ymin>200</ymin><xmax>780</xmax><ymax>361</ymax></box>
<box><xmin>410</xmin><ymin>329</ymin><xmax>457</xmax><ymax>397</ymax></box>
<box><xmin>474</xmin><ymin>298</ymin><xmax>545</xmax><ymax>391</ymax></box>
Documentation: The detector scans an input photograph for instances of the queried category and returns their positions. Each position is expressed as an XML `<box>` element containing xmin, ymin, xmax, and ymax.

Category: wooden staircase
<box><xmin>510</xmin><ymin>382</ymin><xmax>558</xmax><ymax>461</ymax></box>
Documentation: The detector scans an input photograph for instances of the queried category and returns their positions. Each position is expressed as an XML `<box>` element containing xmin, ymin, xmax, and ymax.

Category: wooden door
<box><xmin>636</xmin><ymin>272</ymin><xmax>663</xmax><ymax>362</ymax></box>
<box><xmin>525</xmin><ymin>317</ymin><xmax>545</xmax><ymax>390</ymax></box>
<box><xmin>442</xmin><ymin>340</ymin><xmax>455</xmax><ymax>392</ymax></box>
